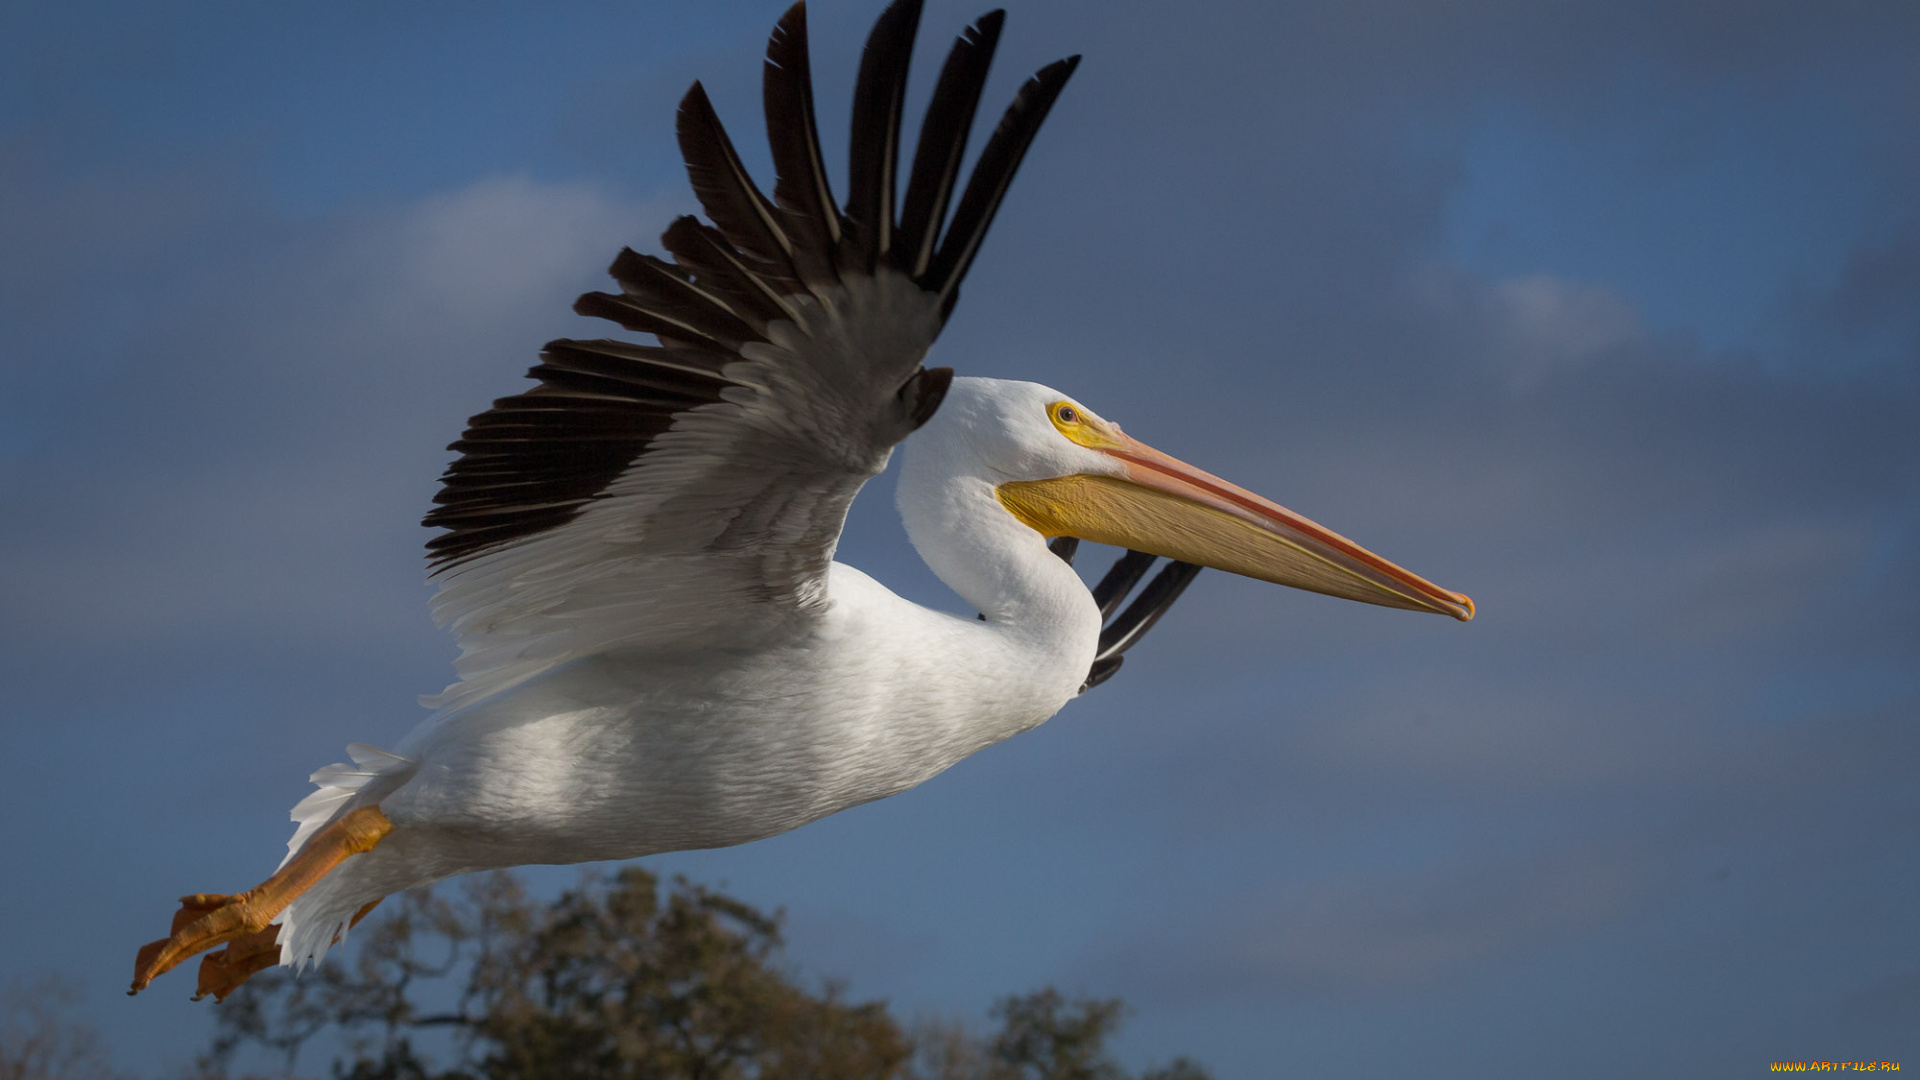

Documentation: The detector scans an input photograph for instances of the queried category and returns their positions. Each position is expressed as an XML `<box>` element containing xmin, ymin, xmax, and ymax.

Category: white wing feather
<box><xmin>422</xmin><ymin>272</ymin><xmax>942</xmax><ymax>712</ymax></box>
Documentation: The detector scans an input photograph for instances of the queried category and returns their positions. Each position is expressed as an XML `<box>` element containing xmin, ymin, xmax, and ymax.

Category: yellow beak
<box><xmin>996</xmin><ymin>431</ymin><xmax>1474</xmax><ymax>621</ymax></box>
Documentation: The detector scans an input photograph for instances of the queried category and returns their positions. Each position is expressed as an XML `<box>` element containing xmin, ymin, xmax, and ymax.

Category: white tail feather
<box><xmin>277</xmin><ymin>743</ymin><xmax>412</xmax><ymax>870</ymax></box>
<box><xmin>272</xmin><ymin>743</ymin><xmax>414</xmax><ymax>968</ymax></box>
<box><xmin>277</xmin><ymin>865</ymin><xmax>362</xmax><ymax>971</ymax></box>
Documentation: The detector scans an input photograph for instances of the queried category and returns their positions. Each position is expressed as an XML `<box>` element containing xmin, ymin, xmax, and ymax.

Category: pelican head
<box><xmin>909</xmin><ymin>376</ymin><xmax>1473</xmax><ymax>621</ymax></box>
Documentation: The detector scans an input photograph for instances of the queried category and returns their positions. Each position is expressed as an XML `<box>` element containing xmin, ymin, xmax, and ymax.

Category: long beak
<box><xmin>996</xmin><ymin>433</ymin><xmax>1474</xmax><ymax>621</ymax></box>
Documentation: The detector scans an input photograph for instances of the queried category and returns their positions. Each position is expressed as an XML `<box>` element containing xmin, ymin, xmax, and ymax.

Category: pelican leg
<box><xmin>129</xmin><ymin>806</ymin><xmax>392</xmax><ymax>998</ymax></box>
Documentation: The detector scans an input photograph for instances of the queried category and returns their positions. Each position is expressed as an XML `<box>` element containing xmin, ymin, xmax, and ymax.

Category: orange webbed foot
<box><xmin>194</xmin><ymin>924</ymin><xmax>282</xmax><ymax>1002</ymax></box>
<box><xmin>129</xmin><ymin>805</ymin><xmax>392</xmax><ymax>998</ymax></box>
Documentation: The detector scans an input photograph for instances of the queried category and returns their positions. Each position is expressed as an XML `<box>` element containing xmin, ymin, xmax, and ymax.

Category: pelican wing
<box><xmin>1041</xmin><ymin>540</ymin><xmax>1203</xmax><ymax>695</ymax></box>
<box><xmin>420</xmin><ymin>2</ymin><xmax>1078</xmax><ymax>711</ymax></box>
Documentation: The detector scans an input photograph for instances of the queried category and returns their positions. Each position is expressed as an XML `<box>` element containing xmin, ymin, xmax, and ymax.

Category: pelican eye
<box><xmin>1047</xmin><ymin>399</ymin><xmax>1116</xmax><ymax>449</ymax></box>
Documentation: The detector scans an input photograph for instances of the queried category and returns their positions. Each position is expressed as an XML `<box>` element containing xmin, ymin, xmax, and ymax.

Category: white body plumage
<box><xmin>280</xmin><ymin>378</ymin><xmax>1105</xmax><ymax>966</ymax></box>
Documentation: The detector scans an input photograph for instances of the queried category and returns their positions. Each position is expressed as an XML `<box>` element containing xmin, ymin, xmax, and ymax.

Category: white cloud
<box><xmin>0</xmin><ymin>174</ymin><xmax>675</xmax><ymax>660</ymax></box>
<box><xmin>334</xmin><ymin>174</ymin><xmax>674</xmax><ymax>326</ymax></box>
<box><xmin>1487</xmin><ymin>273</ymin><xmax>1642</xmax><ymax>371</ymax></box>
<box><xmin>1410</xmin><ymin>267</ymin><xmax>1644</xmax><ymax>388</ymax></box>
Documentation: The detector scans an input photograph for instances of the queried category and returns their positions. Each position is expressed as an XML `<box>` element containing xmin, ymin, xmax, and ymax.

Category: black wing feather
<box><xmin>1096</xmin><ymin>559</ymin><xmax>1202</xmax><ymax>662</ymax></box>
<box><xmin>425</xmin><ymin>334</ymin><xmax>737</xmax><ymax>567</ymax></box>
<box><xmin>571</xmin><ymin>291</ymin><xmax>738</xmax><ymax>354</ymax></box>
<box><xmin>536</xmin><ymin>338</ymin><xmax>732</xmax><ymax>399</ymax></box>
<box><xmin>762</xmin><ymin>3</ymin><xmax>842</xmax><ymax>286</ymax></box>
<box><xmin>605</xmin><ymin>247</ymin><xmax>758</xmax><ymax>352</ymax></box>
<box><xmin>844</xmin><ymin>0</ymin><xmax>923</xmax><ymax>274</ymax></box>
<box><xmin>425</xmin><ymin>355</ymin><xmax>707</xmax><ymax>567</ymax></box>
<box><xmin>897</xmin><ymin>10</ymin><xmax>1003</xmax><ymax>278</ymax></box>
<box><xmin>1089</xmin><ymin>548</ymin><xmax>1157</xmax><ymax>619</ymax></box>
<box><xmin>1046</xmin><ymin>535</ymin><xmax>1079</xmax><ymax>564</ymax></box>
<box><xmin>660</xmin><ymin>216</ymin><xmax>799</xmax><ymax>330</ymax></box>
<box><xmin>676</xmin><ymin>82</ymin><xmax>801</xmax><ymax>287</ymax></box>
<box><xmin>926</xmin><ymin>54</ymin><xmax>1080</xmax><ymax>315</ymax></box>
<box><xmin>1074</xmin><ymin>554</ymin><xmax>1204</xmax><ymax>695</ymax></box>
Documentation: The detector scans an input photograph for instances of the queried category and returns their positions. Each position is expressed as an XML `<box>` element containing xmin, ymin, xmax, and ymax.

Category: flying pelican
<box><xmin>130</xmin><ymin>0</ymin><xmax>1472</xmax><ymax>1002</ymax></box>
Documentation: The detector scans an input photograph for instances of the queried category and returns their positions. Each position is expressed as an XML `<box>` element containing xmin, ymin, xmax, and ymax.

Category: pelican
<box><xmin>130</xmin><ymin>0</ymin><xmax>1472</xmax><ymax>1002</ymax></box>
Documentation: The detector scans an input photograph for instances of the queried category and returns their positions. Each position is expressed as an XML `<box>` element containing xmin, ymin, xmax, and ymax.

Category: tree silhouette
<box><xmin>0</xmin><ymin>976</ymin><xmax>118</xmax><ymax>1080</ymax></box>
<box><xmin>195</xmin><ymin>870</ymin><xmax>1206</xmax><ymax>1080</ymax></box>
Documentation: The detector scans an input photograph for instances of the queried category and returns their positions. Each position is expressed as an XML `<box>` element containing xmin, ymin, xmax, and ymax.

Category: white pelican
<box><xmin>130</xmin><ymin>0</ymin><xmax>1472</xmax><ymax>1002</ymax></box>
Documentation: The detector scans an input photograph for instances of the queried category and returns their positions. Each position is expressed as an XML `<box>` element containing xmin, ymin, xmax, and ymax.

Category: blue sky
<box><xmin>3</xmin><ymin>1</ymin><xmax>1917</xmax><ymax>1076</ymax></box>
